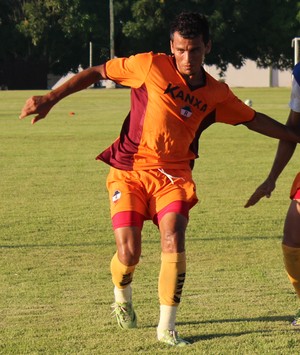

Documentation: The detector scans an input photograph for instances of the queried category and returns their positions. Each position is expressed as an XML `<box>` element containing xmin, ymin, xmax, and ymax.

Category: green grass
<box><xmin>1</xmin><ymin>87</ymin><xmax>300</xmax><ymax>354</ymax></box>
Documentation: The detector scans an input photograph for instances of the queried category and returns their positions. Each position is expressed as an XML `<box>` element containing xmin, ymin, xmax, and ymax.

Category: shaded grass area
<box><xmin>1</xmin><ymin>88</ymin><xmax>300</xmax><ymax>353</ymax></box>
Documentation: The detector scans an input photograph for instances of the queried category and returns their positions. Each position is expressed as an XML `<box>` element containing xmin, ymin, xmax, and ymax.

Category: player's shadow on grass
<box><xmin>144</xmin><ymin>315</ymin><xmax>290</xmax><ymax>328</ymax></box>
<box><xmin>179</xmin><ymin>315</ymin><xmax>291</xmax><ymax>325</ymax></box>
<box><xmin>177</xmin><ymin>315</ymin><xmax>292</xmax><ymax>343</ymax></box>
<box><xmin>191</xmin><ymin>235</ymin><xmax>283</xmax><ymax>242</ymax></box>
<box><xmin>187</xmin><ymin>329</ymin><xmax>271</xmax><ymax>343</ymax></box>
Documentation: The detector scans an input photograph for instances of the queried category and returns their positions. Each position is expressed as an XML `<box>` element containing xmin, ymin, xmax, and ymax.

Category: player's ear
<box><xmin>205</xmin><ymin>40</ymin><xmax>212</xmax><ymax>55</ymax></box>
<box><xmin>170</xmin><ymin>40</ymin><xmax>174</xmax><ymax>54</ymax></box>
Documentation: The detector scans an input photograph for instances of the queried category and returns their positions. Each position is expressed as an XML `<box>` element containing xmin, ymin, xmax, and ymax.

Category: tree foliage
<box><xmin>0</xmin><ymin>0</ymin><xmax>299</xmax><ymax>88</ymax></box>
<box><xmin>113</xmin><ymin>0</ymin><xmax>300</xmax><ymax>72</ymax></box>
<box><xmin>16</xmin><ymin>0</ymin><xmax>108</xmax><ymax>74</ymax></box>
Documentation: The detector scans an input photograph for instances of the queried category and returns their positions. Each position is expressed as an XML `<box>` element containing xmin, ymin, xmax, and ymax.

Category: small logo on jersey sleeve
<box><xmin>180</xmin><ymin>106</ymin><xmax>192</xmax><ymax>118</ymax></box>
<box><xmin>112</xmin><ymin>190</ymin><xmax>121</xmax><ymax>203</ymax></box>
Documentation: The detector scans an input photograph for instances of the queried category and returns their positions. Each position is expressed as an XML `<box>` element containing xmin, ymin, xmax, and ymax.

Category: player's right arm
<box><xmin>245</xmin><ymin>109</ymin><xmax>300</xmax><ymax>208</ymax></box>
<box><xmin>19</xmin><ymin>64</ymin><xmax>107</xmax><ymax>124</ymax></box>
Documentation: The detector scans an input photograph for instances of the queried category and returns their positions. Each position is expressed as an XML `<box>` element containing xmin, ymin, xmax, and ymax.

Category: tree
<box><xmin>0</xmin><ymin>0</ymin><xmax>32</xmax><ymax>88</ymax></box>
<box><xmin>0</xmin><ymin>0</ymin><xmax>110</xmax><ymax>88</ymax></box>
<box><xmin>113</xmin><ymin>0</ymin><xmax>300</xmax><ymax>73</ymax></box>
<box><xmin>17</xmin><ymin>0</ymin><xmax>109</xmax><ymax>74</ymax></box>
<box><xmin>205</xmin><ymin>0</ymin><xmax>300</xmax><ymax>71</ymax></box>
<box><xmin>1</xmin><ymin>0</ymin><xmax>299</xmax><ymax>88</ymax></box>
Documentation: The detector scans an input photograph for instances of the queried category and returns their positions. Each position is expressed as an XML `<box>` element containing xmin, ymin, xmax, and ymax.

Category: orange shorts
<box><xmin>290</xmin><ymin>172</ymin><xmax>300</xmax><ymax>199</ymax></box>
<box><xmin>106</xmin><ymin>167</ymin><xmax>198</xmax><ymax>229</ymax></box>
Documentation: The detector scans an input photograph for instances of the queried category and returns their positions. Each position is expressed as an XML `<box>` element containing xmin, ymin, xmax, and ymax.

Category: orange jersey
<box><xmin>97</xmin><ymin>52</ymin><xmax>255</xmax><ymax>170</ymax></box>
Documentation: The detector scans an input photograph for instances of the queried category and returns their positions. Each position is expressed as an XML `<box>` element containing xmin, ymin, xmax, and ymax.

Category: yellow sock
<box><xmin>110</xmin><ymin>252</ymin><xmax>136</xmax><ymax>289</ymax></box>
<box><xmin>282</xmin><ymin>244</ymin><xmax>300</xmax><ymax>297</ymax></box>
<box><xmin>158</xmin><ymin>252</ymin><xmax>186</xmax><ymax>306</ymax></box>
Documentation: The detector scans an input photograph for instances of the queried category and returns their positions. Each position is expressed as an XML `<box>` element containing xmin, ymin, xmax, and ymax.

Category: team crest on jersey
<box><xmin>112</xmin><ymin>190</ymin><xmax>121</xmax><ymax>203</ymax></box>
<box><xmin>180</xmin><ymin>106</ymin><xmax>192</xmax><ymax>119</ymax></box>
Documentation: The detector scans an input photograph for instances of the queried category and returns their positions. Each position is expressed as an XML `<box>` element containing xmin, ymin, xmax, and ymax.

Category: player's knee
<box><xmin>115</xmin><ymin>227</ymin><xmax>142</xmax><ymax>265</ymax></box>
<box><xmin>283</xmin><ymin>208</ymin><xmax>300</xmax><ymax>247</ymax></box>
<box><xmin>283</xmin><ymin>235</ymin><xmax>300</xmax><ymax>248</ymax></box>
<box><xmin>117</xmin><ymin>247</ymin><xmax>141</xmax><ymax>266</ymax></box>
<box><xmin>283</xmin><ymin>225</ymin><xmax>300</xmax><ymax>247</ymax></box>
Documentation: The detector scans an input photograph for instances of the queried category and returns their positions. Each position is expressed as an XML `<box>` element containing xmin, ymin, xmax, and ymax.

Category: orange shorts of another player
<box><xmin>290</xmin><ymin>172</ymin><xmax>300</xmax><ymax>200</ymax></box>
<box><xmin>106</xmin><ymin>167</ymin><xmax>199</xmax><ymax>229</ymax></box>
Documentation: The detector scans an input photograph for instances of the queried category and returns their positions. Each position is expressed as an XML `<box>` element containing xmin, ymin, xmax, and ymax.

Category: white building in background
<box><xmin>204</xmin><ymin>59</ymin><xmax>292</xmax><ymax>87</ymax></box>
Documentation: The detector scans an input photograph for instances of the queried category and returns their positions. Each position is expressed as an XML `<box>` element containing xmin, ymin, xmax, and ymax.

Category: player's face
<box><xmin>170</xmin><ymin>31</ymin><xmax>211</xmax><ymax>77</ymax></box>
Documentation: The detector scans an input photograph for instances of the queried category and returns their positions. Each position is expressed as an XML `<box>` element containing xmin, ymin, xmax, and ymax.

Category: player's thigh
<box><xmin>283</xmin><ymin>199</ymin><xmax>300</xmax><ymax>247</ymax></box>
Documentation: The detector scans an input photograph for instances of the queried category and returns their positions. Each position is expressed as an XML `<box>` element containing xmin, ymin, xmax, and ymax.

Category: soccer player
<box><xmin>245</xmin><ymin>62</ymin><xmax>300</xmax><ymax>326</ymax></box>
<box><xmin>19</xmin><ymin>12</ymin><xmax>300</xmax><ymax>346</ymax></box>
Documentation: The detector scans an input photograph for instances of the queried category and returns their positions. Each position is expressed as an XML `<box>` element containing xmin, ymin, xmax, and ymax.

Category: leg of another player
<box><xmin>157</xmin><ymin>212</ymin><xmax>190</xmax><ymax>345</ymax></box>
<box><xmin>282</xmin><ymin>199</ymin><xmax>300</xmax><ymax>325</ymax></box>
<box><xmin>110</xmin><ymin>226</ymin><xmax>141</xmax><ymax>329</ymax></box>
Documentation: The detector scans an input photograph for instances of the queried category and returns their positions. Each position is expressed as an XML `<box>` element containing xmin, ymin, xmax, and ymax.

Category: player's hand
<box><xmin>244</xmin><ymin>177</ymin><xmax>276</xmax><ymax>208</ymax></box>
<box><xmin>19</xmin><ymin>95</ymin><xmax>54</xmax><ymax>124</ymax></box>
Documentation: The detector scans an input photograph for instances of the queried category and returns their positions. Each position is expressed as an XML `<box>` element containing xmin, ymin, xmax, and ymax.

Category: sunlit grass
<box><xmin>1</xmin><ymin>88</ymin><xmax>300</xmax><ymax>354</ymax></box>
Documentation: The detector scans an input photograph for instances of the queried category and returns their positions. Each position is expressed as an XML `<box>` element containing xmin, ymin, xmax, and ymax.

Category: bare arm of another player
<box><xmin>19</xmin><ymin>64</ymin><xmax>107</xmax><ymax>124</ymax></box>
<box><xmin>243</xmin><ymin>111</ymin><xmax>300</xmax><ymax>143</ymax></box>
<box><xmin>244</xmin><ymin>110</ymin><xmax>300</xmax><ymax>208</ymax></box>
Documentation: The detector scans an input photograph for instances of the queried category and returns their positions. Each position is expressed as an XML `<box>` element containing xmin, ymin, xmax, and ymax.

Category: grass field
<box><xmin>1</xmin><ymin>87</ymin><xmax>300</xmax><ymax>354</ymax></box>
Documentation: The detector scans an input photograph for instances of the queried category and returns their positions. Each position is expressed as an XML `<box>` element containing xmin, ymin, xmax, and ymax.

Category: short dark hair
<box><xmin>170</xmin><ymin>12</ymin><xmax>210</xmax><ymax>45</ymax></box>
